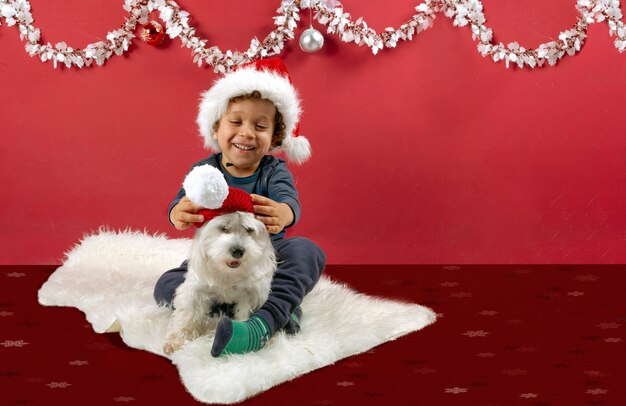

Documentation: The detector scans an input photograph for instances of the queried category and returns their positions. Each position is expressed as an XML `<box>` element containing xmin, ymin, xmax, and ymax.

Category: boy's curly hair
<box><xmin>213</xmin><ymin>90</ymin><xmax>286</xmax><ymax>149</ymax></box>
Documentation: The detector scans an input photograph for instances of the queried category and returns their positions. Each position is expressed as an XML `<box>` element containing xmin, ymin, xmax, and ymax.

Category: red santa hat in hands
<box><xmin>196</xmin><ymin>58</ymin><xmax>311</xmax><ymax>164</ymax></box>
<box><xmin>183</xmin><ymin>164</ymin><xmax>254</xmax><ymax>227</ymax></box>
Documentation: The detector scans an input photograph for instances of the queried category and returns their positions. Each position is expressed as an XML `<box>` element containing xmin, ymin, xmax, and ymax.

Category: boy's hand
<box><xmin>170</xmin><ymin>196</ymin><xmax>205</xmax><ymax>230</ymax></box>
<box><xmin>251</xmin><ymin>194</ymin><xmax>294</xmax><ymax>235</ymax></box>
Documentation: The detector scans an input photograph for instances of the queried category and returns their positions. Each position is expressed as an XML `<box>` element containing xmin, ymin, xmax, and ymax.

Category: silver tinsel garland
<box><xmin>0</xmin><ymin>0</ymin><xmax>625</xmax><ymax>71</ymax></box>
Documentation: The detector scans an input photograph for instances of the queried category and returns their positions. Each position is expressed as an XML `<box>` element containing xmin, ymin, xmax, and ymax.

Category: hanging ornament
<box><xmin>140</xmin><ymin>20</ymin><xmax>165</xmax><ymax>46</ymax></box>
<box><xmin>299</xmin><ymin>28</ymin><xmax>324</xmax><ymax>53</ymax></box>
<box><xmin>299</xmin><ymin>6</ymin><xmax>324</xmax><ymax>53</ymax></box>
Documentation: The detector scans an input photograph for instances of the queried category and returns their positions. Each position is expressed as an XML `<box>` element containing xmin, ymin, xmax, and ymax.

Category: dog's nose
<box><xmin>230</xmin><ymin>246</ymin><xmax>245</xmax><ymax>259</ymax></box>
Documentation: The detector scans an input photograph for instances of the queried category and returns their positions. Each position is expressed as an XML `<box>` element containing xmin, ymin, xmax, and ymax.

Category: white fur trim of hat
<box><xmin>196</xmin><ymin>58</ymin><xmax>311</xmax><ymax>164</ymax></box>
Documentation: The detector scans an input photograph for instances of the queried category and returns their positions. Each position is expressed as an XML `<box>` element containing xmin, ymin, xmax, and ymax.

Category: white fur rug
<box><xmin>38</xmin><ymin>229</ymin><xmax>436</xmax><ymax>404</ymax></box>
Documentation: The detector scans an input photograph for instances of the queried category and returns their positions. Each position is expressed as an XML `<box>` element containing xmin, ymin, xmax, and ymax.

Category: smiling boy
<box><xmin>154</xmin><ymin>58</ymin><xmax>326</xmax><ymax>357</ymax></box>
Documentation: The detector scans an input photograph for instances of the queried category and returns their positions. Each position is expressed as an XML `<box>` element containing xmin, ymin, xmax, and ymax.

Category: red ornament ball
<box><xmin>140</xmin><ymin>21</ymin><xmax>165</xmax><ymax>46</ymax></box>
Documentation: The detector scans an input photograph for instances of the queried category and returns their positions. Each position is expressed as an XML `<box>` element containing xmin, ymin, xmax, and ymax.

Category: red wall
<box><xmin>1</xmin><ymin>0</ymin><xmax>625</xmax><ymax>264</ymax></box>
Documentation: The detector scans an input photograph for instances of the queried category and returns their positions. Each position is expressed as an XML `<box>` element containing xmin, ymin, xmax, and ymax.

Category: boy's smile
<box><xmin>233</xmin><ymin>143</ymin><xmax>255</xmax><ymax>151</ymax></box>
<box><xmin>213</xmin><ymin>98</ymin><xmax>276</xmax><ymax>177</ymax></box>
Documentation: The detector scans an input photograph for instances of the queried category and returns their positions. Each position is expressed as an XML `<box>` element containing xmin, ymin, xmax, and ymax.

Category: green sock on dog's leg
<box><xmin>211</xmin><ymin>316</ymin><xmax>270</xmax><ymax>357</ymax></box>
<box><xmin>211</xmin><ymin>307</ymin><xmax>304</xmax><ymax>357</ymax></box>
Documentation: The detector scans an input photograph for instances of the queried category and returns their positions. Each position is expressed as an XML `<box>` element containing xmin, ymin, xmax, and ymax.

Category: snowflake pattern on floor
<box><xmin>1</xmin><ymin>264</ymin><xmax>625</xmax><ymax>404</ymax></box>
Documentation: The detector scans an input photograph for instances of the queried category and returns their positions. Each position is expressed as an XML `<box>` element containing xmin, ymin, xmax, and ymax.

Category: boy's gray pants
<box><xmin>153</xmin><ymin>237</ymin><xmax>326</xmax><ymax>333</ymax></box>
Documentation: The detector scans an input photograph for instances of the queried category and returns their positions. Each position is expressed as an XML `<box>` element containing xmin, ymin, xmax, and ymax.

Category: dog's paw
<box><xmin>163</xmin><ymin>335</ymin><xmax>186</xmax><ymax>355</ymax></box>
<box><xmin>163</xmin><ymin>342</ymin><xmax>180</xmax><ymax>355</ymax></box>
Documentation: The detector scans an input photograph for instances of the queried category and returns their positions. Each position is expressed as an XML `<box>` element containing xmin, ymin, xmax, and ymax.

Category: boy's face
<box><xmin>213</xmin><ymin>98</ymin><xmax>276</xmax><ymax>177</ymax></box>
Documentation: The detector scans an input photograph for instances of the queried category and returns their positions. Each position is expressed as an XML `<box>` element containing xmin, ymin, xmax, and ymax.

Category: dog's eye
<box><xmin>220</xmin><ymin>226</ymin><xmax>231</xmax><ymax>234</ymax></box>
<box><xmin>244</xmin><ymin>227</ymin><xmax>254</xmax><ymax>234</ymax></box>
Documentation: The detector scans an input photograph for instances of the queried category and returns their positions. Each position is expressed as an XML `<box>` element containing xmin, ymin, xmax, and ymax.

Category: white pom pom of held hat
<box><xmin>182</xmin><ymin>164</ymin><xmax>255</xmax><ymax>228</ymax></box>
<box><xmin>182</xmin><ymin>164</ymin><xmax>228</xmax><ymax>209</ymax></box>
<box><xmin>196</xmin><ymin>58</ymin><xmax>311</xmax><ymax>164</ymax></box>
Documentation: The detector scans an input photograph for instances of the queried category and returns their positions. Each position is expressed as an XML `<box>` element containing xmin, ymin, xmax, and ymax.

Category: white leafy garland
<box><xmin>0</xmin><ymin>0</ymin><xmax>624</xmax><ymax>71</ymax></box>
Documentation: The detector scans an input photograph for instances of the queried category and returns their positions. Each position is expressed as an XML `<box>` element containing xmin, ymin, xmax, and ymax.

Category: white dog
<box><xmin>163</xmin><ymin>211</ymin><xmax>276</xmax><ymax>355</ymax></box>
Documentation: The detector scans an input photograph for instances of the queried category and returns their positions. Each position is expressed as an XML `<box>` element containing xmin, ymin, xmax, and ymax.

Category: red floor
<box><xmin>1</xmin><ymin>265</ymin><xmax>625</xmax><ymax>405</ymax></box>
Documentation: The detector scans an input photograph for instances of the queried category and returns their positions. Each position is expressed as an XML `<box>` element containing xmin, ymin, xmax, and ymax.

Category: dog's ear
<box><xmin>188</xmin><ymin>228</ymin><xmax>210</xmax><ymax>274</ymax></box>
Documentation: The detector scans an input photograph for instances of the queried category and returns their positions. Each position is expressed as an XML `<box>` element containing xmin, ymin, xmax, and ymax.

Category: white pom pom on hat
<box><xmin>183</xmin><ymin>165</ymin><xmax>256</xmax><ymax>228</ymax></box>
<box><xmin>196</xmin><ymin>58</ymin><xmax>311</xmax><ymax>164</ymax></box>
<box><xmin>182</xmin><ymin>165</ymin><xmax>229</xmax><ymax>210</ymax></box>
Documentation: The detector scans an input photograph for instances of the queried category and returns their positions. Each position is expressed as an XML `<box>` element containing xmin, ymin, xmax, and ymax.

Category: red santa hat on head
<box><xmin>183</xmin><ymin>164</ymin><xmax>254</xmax><ymax>227</ymax></box>
<box><xmin>196</xmin><ymin>58</ymin><xmax>311</xmax><ymax>164</ymax></box>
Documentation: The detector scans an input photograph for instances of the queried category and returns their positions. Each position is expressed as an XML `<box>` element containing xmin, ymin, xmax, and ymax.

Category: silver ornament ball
<box><xmin>299</xmin><ymin>28</ymin><xmax>324</xmax><ymax>53</ymax></box>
